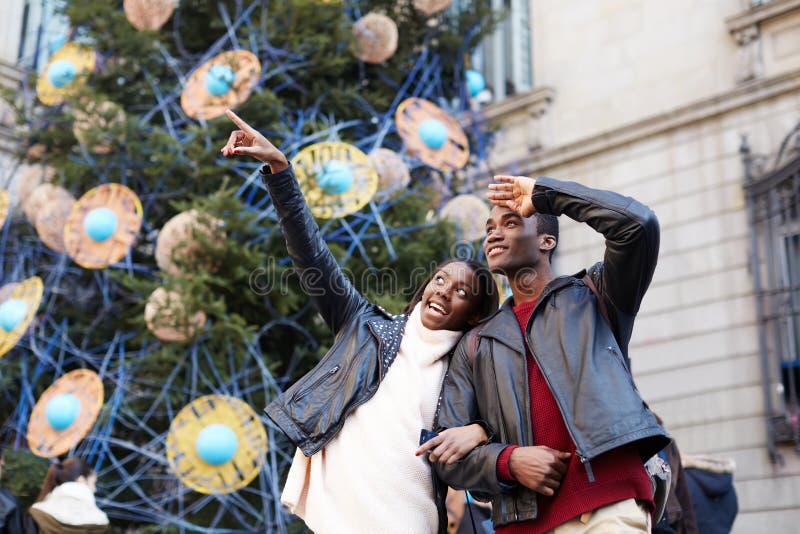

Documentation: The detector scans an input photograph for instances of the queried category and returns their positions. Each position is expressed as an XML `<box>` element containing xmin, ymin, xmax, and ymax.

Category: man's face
<box><xmin>483</xmin><ymin>206</ymin><xmax>546</xmax><ymax>275</ymax></box>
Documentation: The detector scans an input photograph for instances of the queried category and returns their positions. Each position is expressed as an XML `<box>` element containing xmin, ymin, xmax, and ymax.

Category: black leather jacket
<box><xmin>260</xmin><ymin>165</ymin><xmax>448</xmax><ymax>532</ymax></box>
<box><xmin>434</xmin><ymin>177</ymin><xmax>671</xmax><ymax>527</ymax></box>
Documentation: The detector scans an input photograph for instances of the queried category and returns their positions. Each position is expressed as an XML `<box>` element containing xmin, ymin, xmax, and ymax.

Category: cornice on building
<box><xmin>463</xmin><ymin>86</ymin><xmax>556</xmax><ymax>166</ymax></box>
<box><xmin>0</xmin><ymin>59</ymin><xmax>22</xmax><ymax>87</ymax></box>
<box><xmin>726</xmin><ymin>0</ymin><xmax>800</xmax><ymax>83</ymax></box>
<box><xmin>725</xmin><ymin>0</ymin><xmax>800</xmax><ymax>33</ymax></box>
<box><xmin>478</xmin><ymin>86</ymin><xmax>556</xmax><ymax>123</ymax></box>
<box><xmin>508</xmin><ymin>68</ymin><xmax>800</xmax><ymax>175</ymax></box>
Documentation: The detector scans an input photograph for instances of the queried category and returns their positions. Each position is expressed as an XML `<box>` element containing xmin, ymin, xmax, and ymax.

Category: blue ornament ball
<box><xmin>83</xmin><ymin>207</ymin><xmax>119</xmax><ymax>243</ymax></box>
<box><xmin>45</xmin><ymin>393</ymin><xmax>81</xmax><ymax>431</ymax></box>
<box><xmin>317</xmin><ymin>160</ymin><xmax>354</xmax><ymax>195</ymax></box>
<box><xmin>47</xmin><ymin>60</ymin><xmax>77</xmax><ymax>88</ymax></box>
<box><xmin>0</xmin><ymin>299</ymin><xmax>28</xmax><ymax>332</ymax></box>
<box><xmin>205</xmin><ymin>65</ymin><xmax>236</xmax><ymax>96</ymax></box>
<box><xmin>418</xmin><ymin>119</ymin><xmax>448</xmax><ymax>150</ymax></box>
<box><xmin>196</xmin><ymin>424</ymin><xmax>238</xmax><ymax>466</ymax></box>
<box><xmin>465</xmin><ymin>70</ymin><xmax>486</xmax><ymax>97</ymax></box>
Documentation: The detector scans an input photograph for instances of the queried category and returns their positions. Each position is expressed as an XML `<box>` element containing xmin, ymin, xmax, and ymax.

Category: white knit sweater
<box><xmin>281</xmin><ymin>303</ymin><xmax>462</xmax><ymax>534</ymax></box>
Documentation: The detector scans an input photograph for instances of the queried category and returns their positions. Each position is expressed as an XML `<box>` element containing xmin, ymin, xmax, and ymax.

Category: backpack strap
<box><xmin>584</xmin><ymin>273</ymin><xmax>635</xmax><ymax>373</ymax></box>
<box><xmin>465</xmin><ymin>328</ymin><xmax>480</xmax><ymax>367</ymax></box>
<box><xmin>582</xmin><ymin>273</ymin><xmax>610</xmax><ymax>325</ymax></box>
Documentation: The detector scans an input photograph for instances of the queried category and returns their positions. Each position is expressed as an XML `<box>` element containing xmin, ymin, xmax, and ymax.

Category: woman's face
<box><xmin>419</xmin><ymin>262</ymin><xmax>481</xmax><ymax>331</ymax></box>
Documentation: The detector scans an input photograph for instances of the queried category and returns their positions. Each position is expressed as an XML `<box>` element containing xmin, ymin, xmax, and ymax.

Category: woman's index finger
<box><xmin>415</xmin><ymin>435</ymin><xmax>442</xmax><ymax>455</ymax></box>
<box><xmin>225</xmin><ymin>109</ymin><xmax>256</xmax><ymax>134</ymax></box>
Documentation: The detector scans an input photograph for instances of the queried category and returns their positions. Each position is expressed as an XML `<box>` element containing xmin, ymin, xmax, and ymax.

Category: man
<box><xmin>432</xmin><ymin>174</ymin><xmax>671</xmax><ymax>533</ymax></box>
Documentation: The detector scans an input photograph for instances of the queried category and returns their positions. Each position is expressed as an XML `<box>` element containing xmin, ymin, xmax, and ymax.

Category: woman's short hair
<box><xmin>402</xmin><ymin>258</ymin><xmax>499</xmax><ymax>326</ymax></box>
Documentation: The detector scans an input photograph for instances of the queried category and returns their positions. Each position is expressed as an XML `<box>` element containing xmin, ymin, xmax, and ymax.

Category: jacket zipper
<box><xmin>489</xmin><ymin>346</ymin><xmax>516</xmax><ymax>522</ymax></box>
<box><xmin>301</xmin><ymin>317</ymin><xmax>407</xmax><ymax>456</ymax></box>
<box><xmin>525</xmin><ymin>289</ymin><xmax>596</xmax><ymax>483</ymax></box>
<box><xmin>342</xmin><ymin>322</ymin><xmax>393</xmax><ymax>415</ymax></box>
<box><xmin>293</xmin><ymin>365</ymin><xmax>340</xmax><ymax>401</ymax></box>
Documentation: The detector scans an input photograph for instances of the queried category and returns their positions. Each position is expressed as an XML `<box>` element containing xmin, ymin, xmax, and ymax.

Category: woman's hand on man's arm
<box><xmin>415</xmin><ymin>424</ymin><xmax>489</xmax><ymax>465</ymax></box>
<box><xmin>220</xmin><ymin>109</ymin><xmax>289</xmax><ymax>172</ymax></box>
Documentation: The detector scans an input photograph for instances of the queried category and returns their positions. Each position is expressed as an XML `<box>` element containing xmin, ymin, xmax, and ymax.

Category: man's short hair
<box><xmin>535</xmin><ymin>213</ymin><xmax>559</xmax><ymax>261</ymax></box>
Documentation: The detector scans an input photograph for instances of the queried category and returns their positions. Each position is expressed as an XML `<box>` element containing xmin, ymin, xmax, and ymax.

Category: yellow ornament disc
<box><xmin>395</xmin><ymin>98</ymin><xmax>470</xmax><ymax>171</ymax></box>
<box><xmin>0</xmin><ymin>190</ymin><xmax>8</xmax><ymax>229</ymax></box>
<box><xmin>63</xmin><ymin>183</ymin><xmax>143</xmax><ymax>269</ymax></box>
<box><xmin>166</xmin><ymin>395</ymin><xmax>267</xmax><ymax>494</ymax></box>
<box><xmin>0</xmin><ymin>276</ymin><xmax>44</xmax><ymax>359</ymax></box>
<box><xmin>291</xmin><ymin>141</ymin><xmax>379</xmax><ymax>219</ymax></box>
<box><xmin>36</xmin><ymin>42</ymin><xmax>96</xmax><ymax>106</ymax></box>
<box><xmin>180</xmin><ymin>50</ymin><xmax>261</xmax><ymax>121</ymax></box>
<box><xmin>27</xmin><ymin>369</ymin><xmax>105</xmax><ymax>458</ymax></box>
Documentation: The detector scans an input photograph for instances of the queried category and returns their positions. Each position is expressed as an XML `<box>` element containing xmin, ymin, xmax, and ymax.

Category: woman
<box><xmin>222</xmin><ymin>110</ymin><xmax>499</xmax><ymax>534</ymax></box>
<box><xmin>29</xmin><ymin>457</ymin><xmax>109</xmax><ymax>533</ymax></box>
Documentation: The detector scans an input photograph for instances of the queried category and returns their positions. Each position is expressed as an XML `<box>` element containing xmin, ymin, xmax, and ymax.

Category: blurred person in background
<box><xmin>29</xmin><ymin>457</ymin><xmax>108</xmax><ymax>534</ymax></box>
<box><xmin>0</xmin><ymin>447</ymin><xmax>25</xmax><ymax>534</ymax></box>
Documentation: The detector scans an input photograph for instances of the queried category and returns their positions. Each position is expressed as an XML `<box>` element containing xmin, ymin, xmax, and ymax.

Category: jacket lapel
<box><xmin>478</xmin><ymin>275</ymin><xmax>579</xmax><ymax>354</ymax></box>
<box><xmin>367</xmin><ymin>313</ymin><xmax>408</xmax><ymax>377</ymax></box>
<box><xmin>477</xmin><ymin>301</ymin><xmax>526</xmax><ymax>354</ymax></box>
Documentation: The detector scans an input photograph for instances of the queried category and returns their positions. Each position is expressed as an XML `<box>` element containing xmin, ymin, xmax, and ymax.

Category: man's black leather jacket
<box><xmin>260</xmin><ymin>165</ymin><xmax>448</xmax><ymax>532</ymax></box>
<box><xmin>434</xmin><ymin>177</ymin><xmax>671</xmax><ymax>527</ymax></box>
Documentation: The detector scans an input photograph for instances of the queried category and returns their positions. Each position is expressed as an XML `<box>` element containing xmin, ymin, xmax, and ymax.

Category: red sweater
<box><xmin>494</xmin><ymin>299</ymin><xmax>652</xmax><ymax>534</ymax></box>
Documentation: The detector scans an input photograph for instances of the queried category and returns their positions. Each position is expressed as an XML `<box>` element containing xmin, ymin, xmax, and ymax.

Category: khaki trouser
<box><xmin>546</xmin><ymin>498</ymin><xmax>651</xmax><ymax>534</ymax></box>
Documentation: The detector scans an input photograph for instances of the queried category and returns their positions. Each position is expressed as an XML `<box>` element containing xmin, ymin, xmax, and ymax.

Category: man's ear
<box><xmin>539</xmin><ymin>234</ymin><xmax>557</xmax><ymax>253</ymax></box>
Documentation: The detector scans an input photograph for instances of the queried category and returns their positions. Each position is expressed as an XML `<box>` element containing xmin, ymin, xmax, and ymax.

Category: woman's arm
<box><xmin>415</xmin><ymin>424</ymin><xmax>490</xmax><ymax>465</ymax></box>
<box><xmin>222</xmin><ymin>110</ymin><xmax>369</xmax><ymax>333</ymax></box>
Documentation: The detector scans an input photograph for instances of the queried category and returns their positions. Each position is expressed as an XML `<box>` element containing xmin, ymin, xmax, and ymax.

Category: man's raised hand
<box><xmin>221</xmin><ymin>109</ymin><xmax>288</xmax><ymax>171</ymax></box>
<box><xmin>487</xmin><ymin>175</ymin><xmax>537</xmax><ymax>217</ymax></box>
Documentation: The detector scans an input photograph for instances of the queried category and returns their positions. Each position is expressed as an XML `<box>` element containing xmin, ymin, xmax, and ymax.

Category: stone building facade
<box><xmin>0</xmin><ymin>1</ymin><xmax>23</xmax><ymax>168</ymax></box>
<box><xmin>482</xmin><ymin>1</ymin><xmax>800</xmax><ymax>531</ymax></box>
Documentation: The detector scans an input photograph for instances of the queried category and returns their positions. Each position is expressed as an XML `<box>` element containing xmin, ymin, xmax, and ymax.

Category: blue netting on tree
<box><xmin>0</xmin><ymin>1</ymin><xmax>498</xmax><ymax>531</ymax></box>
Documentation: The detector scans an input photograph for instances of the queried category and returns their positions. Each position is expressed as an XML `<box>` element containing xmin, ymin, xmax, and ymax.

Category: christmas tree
<box><xmin>0</xmin><ymin>0</ymin><xmax>499</xmax><ymax>530</ymax></box>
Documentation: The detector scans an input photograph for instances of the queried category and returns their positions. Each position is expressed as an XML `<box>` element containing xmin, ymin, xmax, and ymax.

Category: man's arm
<box><xmin>532</xmin><ymin>177</ymin><xmax>659</xmax><ymax>317</ymax></box>
<box><xmin>433</xmin><ymin>337</ymin><xmax>514</xmax><ymax>498</ymax></box>
<box><xmin>434</xmin><ymin>337</ymin><xmax>570</xmax><ymax>497</ymax></box>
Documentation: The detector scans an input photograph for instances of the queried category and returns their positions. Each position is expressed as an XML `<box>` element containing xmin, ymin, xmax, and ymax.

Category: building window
<box><xmin>778</xmin><ymin>230</ymin><xmax>800</xmax><ymax>405</ymax></box>
<box><xmin>471</xmin><ymin>0</ymin><xmax>532</xmax><ymax>103</ymax></box>
<box><xmin>742</xmin><ymin>123</ymin><xmax>800</xmax><ymax>460</ymax></box>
